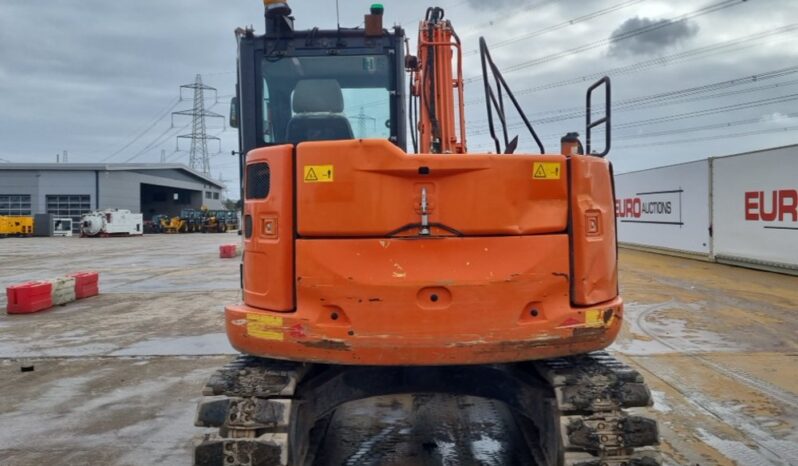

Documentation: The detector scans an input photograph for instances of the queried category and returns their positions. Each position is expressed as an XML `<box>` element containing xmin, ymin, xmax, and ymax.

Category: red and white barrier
<box><xmin>6</xmin><ymin>281</ymin><xmax>53</xmax><ymax>314</ymax></box>
<box><xmin>5</xmin><ymin>272</ymin><xmax>100</xmax><ymax>315</ymax></box>
<box><xmin>49</xmin><ymin>276</ymin><xmax>76</xmax><ymax>306</ymax></box>
<box><xmin>70</xmin><ymin>272</ymin><xmax>100</xmax><ymax>299</ymax></box>
<box><xmin>220</xmin><ymin>244</ymin><xmax>240</xmax><ymax>259</ymax></box>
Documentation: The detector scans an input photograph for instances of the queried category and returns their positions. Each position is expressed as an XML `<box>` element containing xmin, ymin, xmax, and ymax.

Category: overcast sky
<box><xmin>1</xmin><ymin>0</ymin><xmax>796</xmax><ymax>198</ymax></box>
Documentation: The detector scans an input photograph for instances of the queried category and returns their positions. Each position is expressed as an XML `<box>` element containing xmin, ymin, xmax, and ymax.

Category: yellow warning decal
<box><xmin>533</xmin><ymin>162</ymin><xmax>561</xmax><ymax>180</ymax></box>
<box><xmin>247</xmin><ymin>314</ymin><xmax>284</xmax><ymax>341</ymax></box>
<box><xmin>585</xmin><ymin>309</ymin><xmax>614</xmax><ymax>328</ymax></box>
<box><xmin>585</xmin><ymin>309</ymin><xmax>604</xmax><ymax>328</ymax></box>
<box><xmin>303</xmin><ymin>165</ymin><xmax>334</xmax><ymax>183</ymax></box>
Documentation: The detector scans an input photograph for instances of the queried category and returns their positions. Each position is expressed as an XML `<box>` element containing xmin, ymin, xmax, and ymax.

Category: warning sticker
<box><xmin>585</xmin><ymin>309</ymin><xmax>614</xmax><ymax>328</ymax></box>
<box><xmin>247</xmin><ymin>314</ymin><xmax>284</xmax><ymax>341</ymax></box>
<box><xmin>304</xmin><ymin>165</ymin><xmax>334</xmax><ymax>183</ymax></box>
<box><xmin>585</xmin><ymin>309</ymin><xmax>603</xmax><ymax>328</ymax></box>
<box><xmin>533</xmin><ymin>162</ymin><xmax>561</xmax><ymax>180</ymax></box>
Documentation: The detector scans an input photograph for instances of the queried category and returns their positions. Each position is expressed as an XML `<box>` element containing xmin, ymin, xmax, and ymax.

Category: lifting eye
<box><xmin>418</xmin><ymin>166</ymin><xmax>430</xmax><ymax>176</ymax></box>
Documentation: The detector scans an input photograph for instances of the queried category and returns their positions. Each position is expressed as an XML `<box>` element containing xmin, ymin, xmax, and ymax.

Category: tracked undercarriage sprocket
<box><xmin>194</xmin><ymin>352</ymin><xmax>660</xmax><ymax>466</ymax></box>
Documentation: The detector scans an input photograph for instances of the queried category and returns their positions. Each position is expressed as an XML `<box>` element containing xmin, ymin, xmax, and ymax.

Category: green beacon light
<box><xmin>370</xmin><ymin>3</ymin><xmax>384</xmax><ymax>15</ymax></box>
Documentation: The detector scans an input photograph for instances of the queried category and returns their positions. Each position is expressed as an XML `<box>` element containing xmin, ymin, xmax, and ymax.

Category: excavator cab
<box><xmin>233</xmin><ymin>2</ymin><xmax>406</xmax><ymax>163</ymax></box>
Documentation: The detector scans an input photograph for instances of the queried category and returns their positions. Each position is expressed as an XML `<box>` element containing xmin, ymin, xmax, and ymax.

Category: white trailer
<box><xmin>615</xmin><ymin>160</ymin><xmax>711</xmax><ymax>257</ymax></box>
<box><xmin>613</xmin><ymin>144</ymin><xmax>798</xmax><ymax>275</ymax></box>
<box><xmin>712</xmin><ymin>145</ymin><xmax>798</xmax><ymax>273</ymax></box>
<box><xmin>80</xmin><ymin>209</ymin><xmax>143</xmax><ymax>237</ymax></box>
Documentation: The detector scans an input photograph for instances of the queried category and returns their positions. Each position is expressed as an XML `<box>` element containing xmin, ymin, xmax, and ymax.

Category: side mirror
<box><xmin>230</xmin><ymin>96</ymin><xmax>240</xmax><ymax>129</ymax></box>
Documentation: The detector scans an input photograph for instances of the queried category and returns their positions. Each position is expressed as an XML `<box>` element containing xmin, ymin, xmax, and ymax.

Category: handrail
<box><xmin>479</xmin><ymin>37</ymin><xmax>545</xmax><ymax>154</ymax></box>
<box><xmin>586</xmin><ymin>76</ymin><xmax>612</xmax><ymax>157</ymax></box>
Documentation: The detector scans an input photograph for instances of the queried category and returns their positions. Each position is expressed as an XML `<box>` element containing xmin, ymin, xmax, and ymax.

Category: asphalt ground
<box><xmin>0</xmin><ymin>235</ymin><xmax>795</xmax><ymax>465</ymax></box>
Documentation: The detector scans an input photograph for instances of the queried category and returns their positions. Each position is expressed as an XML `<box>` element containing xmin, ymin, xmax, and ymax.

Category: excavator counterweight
<box><xmin>194</xmin><ymin>3</ymin><xmax>661</xmax><ymax>465</ymax></box>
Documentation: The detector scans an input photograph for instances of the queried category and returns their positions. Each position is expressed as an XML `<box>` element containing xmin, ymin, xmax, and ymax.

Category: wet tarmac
<box><xmin>0</xmin><ymin>235</ymin><xmax>796</xmax><ymax>465</ymax></box>
<box><xmin>314</xmin><ymin>394</ymin><xmax>534</xmax><ymax>466</ymax></box>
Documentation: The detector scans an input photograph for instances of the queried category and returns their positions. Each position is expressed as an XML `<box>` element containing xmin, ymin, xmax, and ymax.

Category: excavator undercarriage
<box><xmin>195</xmin><ymin>353</ymin><xmax>659</xmax><ymax>466</ymax></box>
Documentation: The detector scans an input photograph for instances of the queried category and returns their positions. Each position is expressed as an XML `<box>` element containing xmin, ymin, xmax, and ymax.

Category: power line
<box><xmin>465</xmin><ymin>25</ymin><xmax>798</xmax><ymax>106</ymax></box>
<box><xmin>173</xmin><ymin>74</ymin><xmax>225</xmax><ymax>175</ymax></box>
<box><xmin>468</xmin><ymin>67</ymin><xmax>798</xmax><ymax>133</ymax></box>
<box><xmin>614</xmin><ymin>112</ymin><xmax>798</xmax><ymax>140</ymax></box>
<box><xmin>462</xmin><ymin>0</ymin><xmax>646</xmax><ymax>56</ymax></box>
<box><xmin>122</xmin><ymin>124</ymin><xmax>185</xmax><ymax>163</ymax></box>
<box><xmin>456</xmin><ymin>0</ymin><xmax>555</xmax><ymax>37</ymax></box>
<box><xmin>614</xmin><ymin>124</ymin><xmax>798</xmax><ymax>149</ymax></box>
<box><xmin>123</xmin><ymin>98</ymin><xmax>226</xmax><ymax>165</ymax></box>
<box><xmin>464</xmin><ymin>0</ymin><xmax>747</xmax><ymax>83</ymax></box>
<box><xmin>614</xmin><ymin>93</ymin><xmax>798</xmax><ymax>130</ymax></box>
<box><xmin>100</xmin><ymin>97</ymin><xmax>181</xmax><ymax>162</ymax></box>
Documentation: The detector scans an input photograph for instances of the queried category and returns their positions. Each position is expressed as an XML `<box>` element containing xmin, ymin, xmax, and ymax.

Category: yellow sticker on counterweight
<box><xmin>533</xmin><ymin>162</ymin><xmax>561</xmax><ymax>180</ymax></box>
<box><xmin>585</xmin><ymin>309</ymin><xmax>604</xmax><ymax>328</ymax></box>
<box><xmin>304</xmin><ymin>165</ymin><xmax>334</xmax><ymax>183</ymax></box>
<box><xmin>247</xmin><ymin>314</ymin><xmax>284</xmax><ymax>341</ymax></box>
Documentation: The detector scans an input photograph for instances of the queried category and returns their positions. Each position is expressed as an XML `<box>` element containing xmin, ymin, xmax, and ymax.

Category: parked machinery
<box><xmin>0</xmin><ymin>216</ymin><xmax>34</xmax><ymax>237</ymax></box>
<box><xmin>144</xmin><ymin>214</ymin><xmax>169</xmax><ymax>234</ymax></box>
<box><xmin>52</xmin><ymin>218</ymin><xmax>73</xmax><ymax>237</ymax></box>
<box><xmin>80</xmin><ymin>209</ymin><xmax>143</xmax><ymax>237</ymax></box>
<box><xmin>222</xmin><ymin>211</ymin><xmax>240</xmax><ymax>231</ymax></box>
<box><xmin>199</xmin><ymin>207</ymin><xmax>228</xmax><ymax>233</ymax></box>
<box><xmin>161</xmin><ymin>216</ymin><xmax>188</xmax><ymax>234</ymax></box>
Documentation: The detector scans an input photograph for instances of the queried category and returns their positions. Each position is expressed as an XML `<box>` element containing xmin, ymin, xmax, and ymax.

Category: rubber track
<box><xmin>532</xmin><ymin>351</ymin><xmax>661</xmax><ymax>466</ymax></box>
<box><xmin>194</xmin><ymin>357</ymin><xmax>308</xmax><ymax>466</ymax></box>
<box><xmin>194</xmin><ymin>352</ymin><xmax>662</xmax><ymax>466</ymax></box>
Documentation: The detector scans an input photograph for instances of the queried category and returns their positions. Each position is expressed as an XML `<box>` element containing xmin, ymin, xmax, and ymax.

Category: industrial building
<box><xmin>0</xmin><ymin>163</ymin><xmax>226</xmax><ymax>231</ymax></box>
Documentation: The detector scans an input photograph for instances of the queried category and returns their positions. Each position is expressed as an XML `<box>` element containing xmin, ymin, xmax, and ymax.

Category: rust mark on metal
<box><xmin>298</xmin><ymin>339</ymin><xmax>351</xmax><ymax>351</ymax></box>
<box><xmin>573</xmin><ymin>327</ymin><xmax>606</xmax><ymax>338</ymax></box>
<box><xmin>552</xmin><ymin>272</ymin><xmax>569</xmax><ymax>280</ymax></box>
<box><xmin>450</xmin><ymin>334</ymin><xmax>558</xmax><ymax>350</ymax></box>
<box><xmin>368</xmin><ymin>298</ymin><xmax>383</xmax><ymax>303</ymax></box>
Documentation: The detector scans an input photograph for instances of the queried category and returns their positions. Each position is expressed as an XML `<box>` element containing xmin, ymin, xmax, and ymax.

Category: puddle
<box><xmin>110</xmin><ymin>333</ymin><xmax>235</xmax><ymax>356</ymax></box>
<box><xmin>613</xmin><ymin>301</ymin><xmax>741</xmax><ymax>355</ymax></box>
<box><xmin>651</xmin><ymin>390</ymin><xmax>672</xmax><ymax>413</ymax></box>
<box><xmin>471</xmin><ymin>435</ymin><xmax>503</xmax><ymax>464</ymax></box>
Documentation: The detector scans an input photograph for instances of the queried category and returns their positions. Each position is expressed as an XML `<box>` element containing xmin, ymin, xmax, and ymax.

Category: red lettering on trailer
<box><xmin>780</xmin><ymin>190</ymin><xmax>798</xmax><ymax>222</ymax></box>
<box><xmin>745</xmin><ymin>192</ymin><xmax>759</xmax><ymax>221</ymax></box>
<box><xmin>744</xmin><ymin>189</ymin><xmax>798</xmax><ymax>222</ymax></box>
<box><xmin>616</xmin><ymin>198</ymin><xmax>647</xmax><ymax>218</ymax></box>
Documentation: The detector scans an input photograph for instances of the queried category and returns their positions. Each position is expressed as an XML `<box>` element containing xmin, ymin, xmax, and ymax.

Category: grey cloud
<box><xmin>1</xmin><ymin>0</ymin><xmax>796</xmax><ymax>186</ymax></box>
<box><xmin>608</xmin><ymin>16</ymin><xmax>699</xmax><ymax>57</ymax></box>
<box><xmin>464</xmin><ymin>0</ymin><xmax>529</xmax><ymax>11</ymax></box>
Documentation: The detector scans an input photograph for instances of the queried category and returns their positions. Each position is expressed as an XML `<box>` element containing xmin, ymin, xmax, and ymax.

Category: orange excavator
<box><xmin>195</xmin><ymin>2</ymin><xmax>660</xmax><ymax>465</ymax></box>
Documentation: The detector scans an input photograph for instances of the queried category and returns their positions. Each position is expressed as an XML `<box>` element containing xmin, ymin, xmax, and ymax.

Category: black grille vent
<box><xmin>246</xmin><ymin>163</ymin><xmax>270</xmax><ymax>199</ymax></box>
<box><xmin>244</xmin><ymin>215</ymin><xmax>253</xmax><ymax>239</ymax></box>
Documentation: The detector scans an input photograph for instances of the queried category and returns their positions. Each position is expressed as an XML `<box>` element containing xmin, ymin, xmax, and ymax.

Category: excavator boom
<box><xmin>409</xmin><ymin>7</ymin><xmax>467</xmax><ymax>154</ymax></box>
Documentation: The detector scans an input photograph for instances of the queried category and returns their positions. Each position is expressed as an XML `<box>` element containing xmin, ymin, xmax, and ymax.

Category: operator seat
<box><xmin>285</xmin><ymin>79</ymin><xmax>354</xmax><ymax>144</ymax></box>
